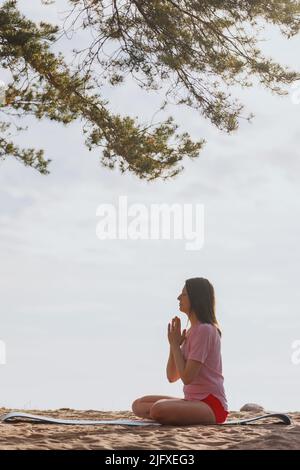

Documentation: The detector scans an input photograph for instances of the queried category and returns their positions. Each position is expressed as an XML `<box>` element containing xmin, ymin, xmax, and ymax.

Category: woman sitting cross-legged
<box><xmin>131</xmin><ymin>277</ymin><xmax>229</xmax><ymax>425</ymax></box>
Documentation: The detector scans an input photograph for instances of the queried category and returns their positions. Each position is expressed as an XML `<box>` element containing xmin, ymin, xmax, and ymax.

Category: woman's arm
<box><xmin>166</xmin><ymin>346</ymin><xmax>180</xmax><ymax>382</ymax></box>
<box><xmin>167</xmin><ymin>317</ymin><xmax>186</xmax><ymax>382</ymax></box>
<box><xmin>171</xmin><ymin>344</ymin><xmax>187</xmax><ymax>383</ymax></box>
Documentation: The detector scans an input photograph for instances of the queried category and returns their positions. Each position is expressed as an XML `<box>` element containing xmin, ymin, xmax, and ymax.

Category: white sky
<box><xmin>0</xmin><ymin>0</ymin><xmax>299</xmax><ymax>412</ymax></box>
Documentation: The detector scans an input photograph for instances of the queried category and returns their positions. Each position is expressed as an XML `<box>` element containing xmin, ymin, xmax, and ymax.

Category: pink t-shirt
<box><xmin>180</xmin><ymin>322</ymin><xmax>228</xmax><ymax>411</ymax></box>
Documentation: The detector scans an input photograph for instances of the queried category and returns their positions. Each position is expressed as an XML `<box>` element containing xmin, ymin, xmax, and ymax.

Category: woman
<box><xmin>131</xmin><ymin>277</ymin><xmax>229</xmax><ymax>425</ymax></box>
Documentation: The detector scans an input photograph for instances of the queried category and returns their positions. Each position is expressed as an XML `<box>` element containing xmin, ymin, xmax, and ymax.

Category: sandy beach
<box><xmin>0</xmin><ymin>407</ymin><xmax>299</xmax><ymax>450</ymax></box>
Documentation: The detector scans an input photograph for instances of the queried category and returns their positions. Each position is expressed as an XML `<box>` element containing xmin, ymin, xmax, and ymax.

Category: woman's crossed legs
<box><xmin>131</xmin><ymin>395</ymin><xmax>216</xmax><ymax>425</ymax></box>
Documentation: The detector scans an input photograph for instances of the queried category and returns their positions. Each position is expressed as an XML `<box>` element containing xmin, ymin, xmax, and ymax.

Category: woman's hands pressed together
<box><xmin>168</xmin><ymin>316</ymin><xmax>186</xmax><ymax>348</ymax></box>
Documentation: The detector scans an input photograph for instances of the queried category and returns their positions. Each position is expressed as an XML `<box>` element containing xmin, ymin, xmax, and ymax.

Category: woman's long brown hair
<box><xmin>185</xmin><ymin>277</ymin><xmax>222</xmax><ymax>337</ymax></box>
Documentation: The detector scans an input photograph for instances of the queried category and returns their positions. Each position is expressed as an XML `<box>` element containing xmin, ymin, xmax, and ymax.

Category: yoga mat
<box><xmin>221</xmin><ymin>413</ymin><xmax>292</xmax><ymax>425</ymax></box>
<box><xmin>0</xmin><ymin>411</ymin><xmax>292</xmax><ymax>426</ymax></box>
<box><xmin>0</xmin><ymin>412</ymin><xmax>159</xmax><ymax>426</ymax></box>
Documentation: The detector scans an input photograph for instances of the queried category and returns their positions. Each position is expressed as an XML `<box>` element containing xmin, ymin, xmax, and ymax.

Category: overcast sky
<box><xmin>0</xmin><ymin>0</ymin><xmax>300</xmax><ymax>413</ymax></box>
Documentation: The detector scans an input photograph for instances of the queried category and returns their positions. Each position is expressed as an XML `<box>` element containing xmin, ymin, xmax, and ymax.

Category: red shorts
<box><xmin>200</xmin><ymin>394</ymin><xmax>228</xmax><ymax>424</ymax></box>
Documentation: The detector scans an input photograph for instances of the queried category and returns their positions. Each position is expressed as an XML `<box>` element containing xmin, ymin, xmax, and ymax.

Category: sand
<box><xmin>0</xmin><ymin>407</ymin><xmax>299</xmax><ymax>450</ymax></box>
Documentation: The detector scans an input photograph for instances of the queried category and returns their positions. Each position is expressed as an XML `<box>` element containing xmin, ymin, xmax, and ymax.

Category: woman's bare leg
<box><xmin>131</xmin><ymin>395</ymin><xmax>179</xmax><ymax>419</ymax></box>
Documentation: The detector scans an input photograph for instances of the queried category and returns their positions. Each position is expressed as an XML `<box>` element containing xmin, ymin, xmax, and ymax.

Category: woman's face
<box><xmin>177</xmin><ymin>285</ymin><xmax>191</xmax><ymax>315</ymax></box>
